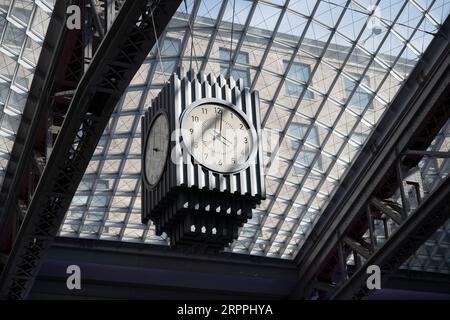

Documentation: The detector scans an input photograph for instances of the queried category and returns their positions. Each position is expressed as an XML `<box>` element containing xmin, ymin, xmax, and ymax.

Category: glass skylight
<box><xmin>2</xmin><ymin>0</ymin><xmax>447</xmax><ymax>261</ymax></box>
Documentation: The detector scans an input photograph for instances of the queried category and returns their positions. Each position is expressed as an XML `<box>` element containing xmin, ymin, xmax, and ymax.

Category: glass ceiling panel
<box><xmin>0</xmin><ymin>0</ymin><xmax>53</xmax><ymax>186</ymax></box>
<box><xmin>7</xmin><ymin>0</ymin><xmax>443</xmax><ymax>259</ymax></box>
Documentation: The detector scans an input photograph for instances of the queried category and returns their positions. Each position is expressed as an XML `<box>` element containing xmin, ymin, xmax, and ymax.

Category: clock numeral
<box><xmin>244</xmin><ymin>137</ymin><xmax>248</xmax><ymax>144</ymax></box>
<box><xmin>215</xmin><ymin>107</ymin><xmax>223</xmax><ymax>114</ymax></box>
<box><xmin>189</xmin><ymin>128</ymin><xmax>194</xmax><ymax>134</ymax></box>
<box><xmin>240</xmin><ymin>123</ymin><xmax>244</xmax><ymax>130</ymax></box>
<box><xmin>231</xmin><ymin>158</ymin><xmax>236</xmax><ymax>164</ymax></box>
<box><xmin>218</xmin><ymin>160</ymin><xmax>223</xmax><ymax>166</ymax></box>
<box><xmin>201</xmin><ymin>108</ymin><xmax>208</xmax><ymax>114</ymax></box>
<box><xmin>192</xmin><ymin>116</ymin><xmax>199</xmax><ymax>122</ymax></box>
<box><xmin>204</xmin><ymin>153</ymin><xmax>208</xmax><ymax>160</ymax></box>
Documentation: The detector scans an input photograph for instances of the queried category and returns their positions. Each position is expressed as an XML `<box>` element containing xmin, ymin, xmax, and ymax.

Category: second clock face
<box><xmin>181</xmin><ymin>102</ymin><xmax>255</xmax><ymax>173</ymax></box>
<box><xmin>144</xmin><ymin>112</ymin><xmax>169</xmax><ymax>187</ymax></box>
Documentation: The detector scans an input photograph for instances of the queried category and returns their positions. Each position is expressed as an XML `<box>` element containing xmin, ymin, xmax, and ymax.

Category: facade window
<box><xmin>283</xmin><ymin>61</ymin><xmax>314</xmax><ymax>99</ymax></box>
<box><xmin>344</xmin><ymin>74</ymin><xmax>372</xmax><ymax>109</ymax></box>
<box><xmin>219</xmin><ymin>48</ymin><xmax>250</xmax><ymax>87</ymax></box>
<box><xmin>288</xmin><ymin>123</ymin><xmax>321</xmax><ymax>174</ymax></box>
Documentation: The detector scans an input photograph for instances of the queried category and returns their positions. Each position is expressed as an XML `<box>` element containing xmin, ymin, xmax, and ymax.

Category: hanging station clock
<box><xmin>141</xmin><ymin>69</ymin><xmax>265</xmax><ymax>252</ymax></box>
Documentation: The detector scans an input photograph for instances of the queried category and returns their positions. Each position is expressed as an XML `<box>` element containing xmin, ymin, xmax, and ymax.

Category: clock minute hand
<box><xmin>213</xmin><ymin>129</ymin><xmax>231</xmax><ymax>142</ymax></box>
<box><xmin>220</xmin><ymin>109</ymin><xmax>223</xmax><ymax>134</ymax></box>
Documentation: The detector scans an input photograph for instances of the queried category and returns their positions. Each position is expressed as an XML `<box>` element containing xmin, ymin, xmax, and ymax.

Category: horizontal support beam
<box><xmin>385</xmin><ymin>270</ymin><xmax>450</xmax><ymax>295</ymax></box>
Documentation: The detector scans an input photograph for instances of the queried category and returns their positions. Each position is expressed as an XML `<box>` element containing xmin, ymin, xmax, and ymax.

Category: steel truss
<box><xmin>331</xmin><ymin>175</ymin><xmax>450</xmax><ymax>299</ymax></box>
<box><xmin>0</xmin><ymin>0</ymin><xmax>180</xmax><ymax>300</ymax></box>
<box><xmin>0</xmin><ymin>0</ymin><xmax>73</xmax><ymax>268</ymax></box>
<box><xmin>291</xmin><ymin>14</ymin><xmax>450</xmax><ymax>300</ymax></box>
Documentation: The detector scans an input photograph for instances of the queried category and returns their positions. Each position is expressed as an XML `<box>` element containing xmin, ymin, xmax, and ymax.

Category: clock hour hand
<box><xmin>213</xmin><ymin>129</ymin><xmax>232</xmax><ymax>146</ymax></box>
<box><xmin>210</xmin><ymin>131</ymin><xmax>229</xmax><ymax>147</ymax></box>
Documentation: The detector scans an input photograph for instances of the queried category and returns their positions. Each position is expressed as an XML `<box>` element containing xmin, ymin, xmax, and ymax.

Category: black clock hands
<box><xmin>217</xmin><ymin>109</ymin><xmax>231</xmax><ymax>147</ymax></box>
<box><xmin>210</xmin><ymin>130</ymin><xmax>229</xmax><ymax>147</ymax></box>
<box><xmin>219</xmin><ymin>132</ymin><xmax>232</xmax><ymax>144</ymax></box>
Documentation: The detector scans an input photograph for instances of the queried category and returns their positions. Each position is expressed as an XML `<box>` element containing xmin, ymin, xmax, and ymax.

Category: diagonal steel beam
<box><xmin>0</xmin><ymin>0</ymin><xmax>73</xmax><ymax>256</ymax></box>
<box><xmin>370</xmin><ymin>198</ymin><xmax>403</xmax><ymax>225</ymax></box>
<box><xmin>291</xmin><ymin>12</ymin><xmax>450</xmax><ymax>299</ymax></box>
<box><xmin>332</xmin><ymin>175</ymin><xmax>450</xmax><ymax>299</ymax></box>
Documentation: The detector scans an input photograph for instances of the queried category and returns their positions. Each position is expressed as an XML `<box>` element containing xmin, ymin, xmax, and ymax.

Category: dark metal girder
<box><xmin>385</xmin><ymin>270</ymin><xmax>450</xmax><ymax>295</ymax></box>
<box><xmin>0</xmin><ymin>0</ymin><xmax>181</xmax><ymax>300</ymax></box>
<box><xmin>370</xmin><ymin>198</ymin><xmax>403</xmax><ymax>225</ymax></box>
<box><xmin>331</xmin><ymin>175</ymin><xmax>450</xmax><ymax>299</ymax></box>
<box><xmin>291</xmin><ymin>14</ymin><xmax>450</xmax><ymax>299</ymax></box>
<box><xmin>29</xmin><ymin>237</ymin><xmax>296</xmax><ymax>300</ymax></box>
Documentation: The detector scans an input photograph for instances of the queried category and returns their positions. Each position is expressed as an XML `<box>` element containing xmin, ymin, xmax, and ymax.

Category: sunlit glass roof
<box><xmin>2</xmin><ymin>0</ymin><xmax>446</xmax><ymax>260</ymax></box>
<box><xmin>0</xmin><ymin>0</ymin><xmax>54</xmax><ymax>186</ymax></box>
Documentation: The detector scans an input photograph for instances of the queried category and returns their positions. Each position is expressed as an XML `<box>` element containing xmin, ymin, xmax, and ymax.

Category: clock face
<box><xmin>181</xmin><ymin>102</ymin><xmax>256</xmax><ymax>173</ymax></box>
<box><xmin>144</xmin><ymin>112</ymin><xmax>169</xmax><ymax>187</ymax></box>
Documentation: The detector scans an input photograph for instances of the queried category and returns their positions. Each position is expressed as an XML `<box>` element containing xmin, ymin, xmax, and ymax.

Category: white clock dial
<box><xmin>181</xmin><ymin>103</ymin><xmax>255</xmax><ymax>173</ymax></box>
<box><xmin>144</xmin><ymin>113</ymin><xmax>169</xmax><ymax>186</ymax></box>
